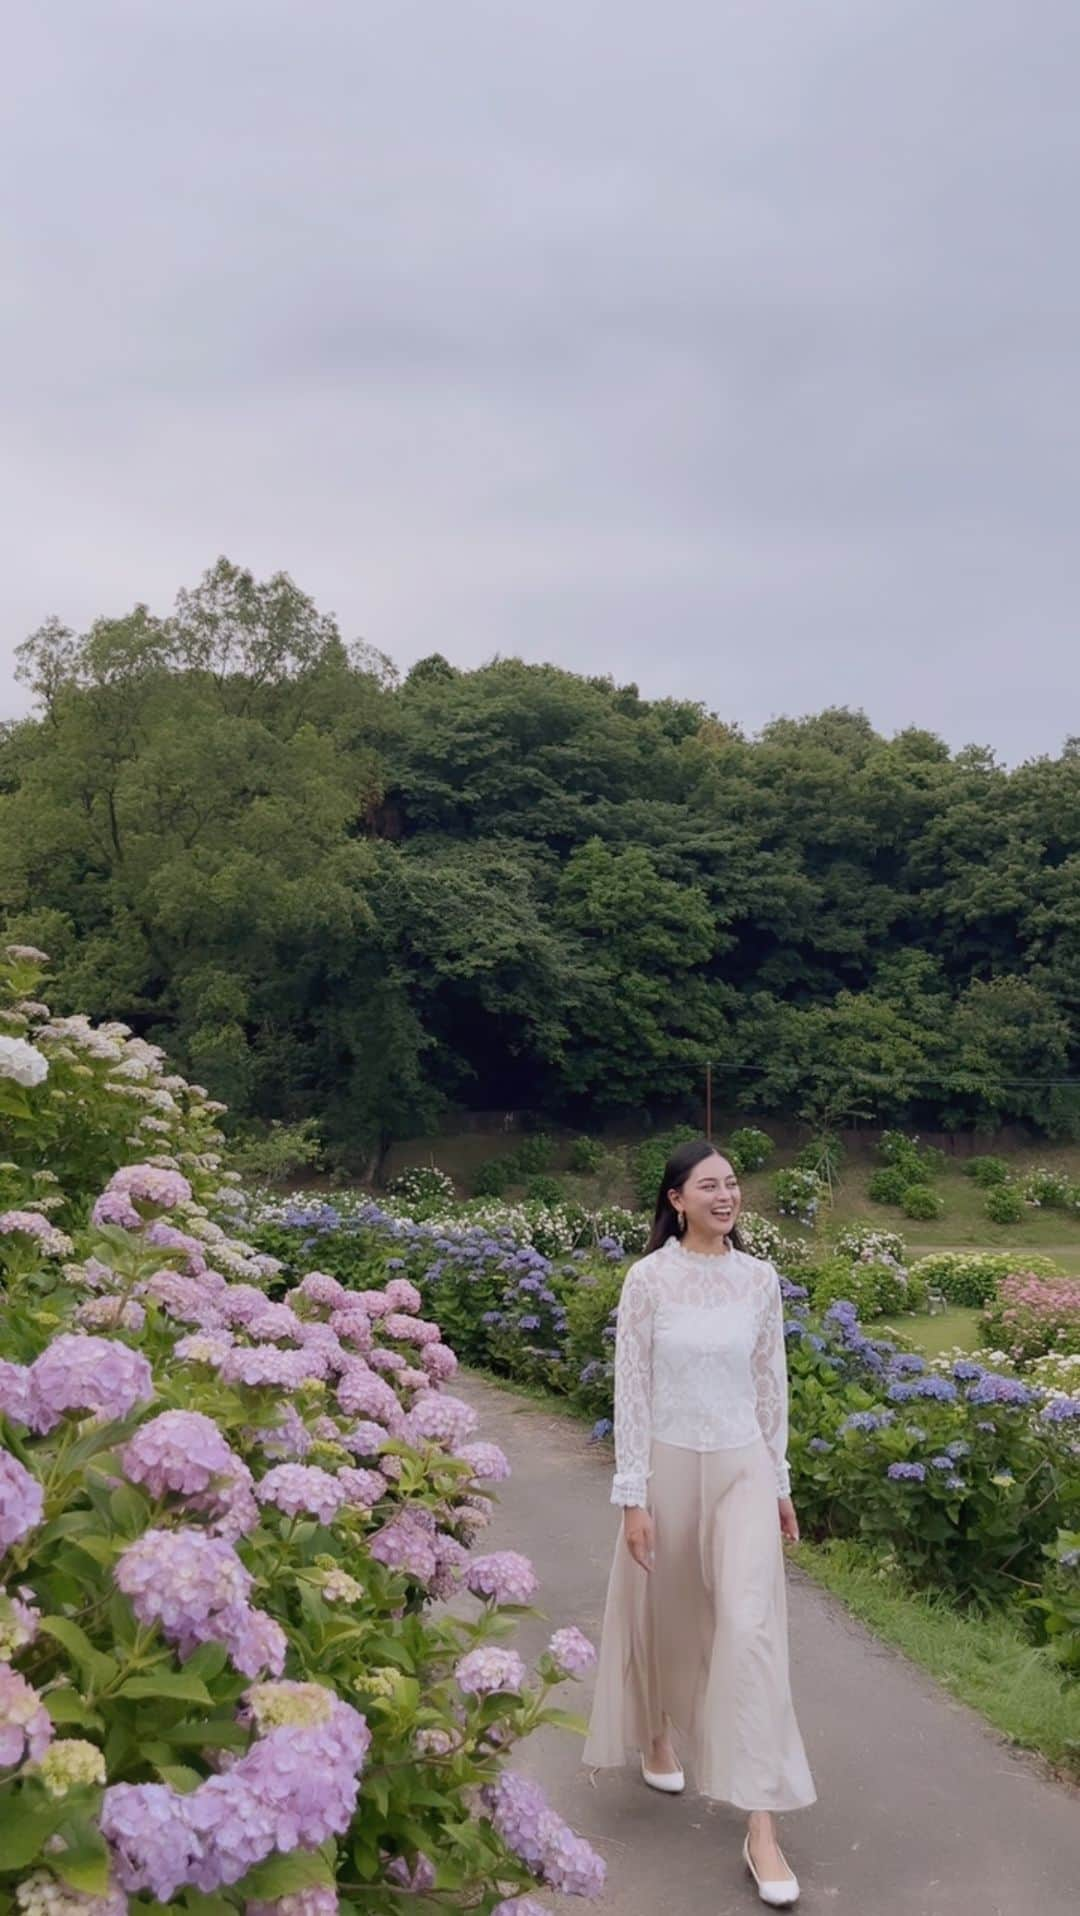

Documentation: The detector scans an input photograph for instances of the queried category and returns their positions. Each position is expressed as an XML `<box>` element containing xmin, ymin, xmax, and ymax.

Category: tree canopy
<box><xmin>3</xmin><ymin>558</ymin><xmax>1078</xmax><ymax>1160</ymax></box>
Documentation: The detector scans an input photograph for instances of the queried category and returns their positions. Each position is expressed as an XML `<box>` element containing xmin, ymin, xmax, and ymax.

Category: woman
<box><xmin>583</xmin><ymin>1138</ymin><xmax>815</xmax><ymax>1908</ymax></box>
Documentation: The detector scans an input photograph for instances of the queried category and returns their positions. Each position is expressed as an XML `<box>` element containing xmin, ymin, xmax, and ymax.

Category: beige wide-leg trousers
<box><xmin>583</xmin><ymin>1436</ymin><xmax>816</xmax><ymax>1811</ymax></box>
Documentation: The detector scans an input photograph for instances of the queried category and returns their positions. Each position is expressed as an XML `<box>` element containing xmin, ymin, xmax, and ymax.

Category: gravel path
<box><xmin>458</xmin><ymin>1369</ymin><xmax>1080</xmax><ymax>1916</ymax></box>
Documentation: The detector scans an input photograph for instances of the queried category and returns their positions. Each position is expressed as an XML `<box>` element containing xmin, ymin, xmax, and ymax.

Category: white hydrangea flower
<box><xmin>0</xmin><ymin>1035</ymin><xmax>49</xmax><ymax>1088</ymax></box>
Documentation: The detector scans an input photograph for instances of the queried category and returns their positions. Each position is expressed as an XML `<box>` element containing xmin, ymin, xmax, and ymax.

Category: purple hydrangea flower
<box><xmin>1040</xmin><ymin>1396</ymin><xmax>1080</xmax><ymax>1423</ymax></box>
<box><xmin>100</xmin><ymin>1783</ymin><xmax>205</xmax><ymax>1899</ymax></box>
<box><xmin>967</xmin><ymin>1374</ymin><xmax>1036</xmax><ymax>1409</ymax></box>
<box><xmin>547</xmin><ymin>1626</ymin><xmax>597</xmax><ymax>1679</ymax></box>
<box><xmin>886</xmin><ymin>1377</ymin><xmax>957</xmax><ymax>1403</ymax></box>
<box><xmin>28</xmin><ymin>1334</ymin><xmax>154</xmax><ymax>1433</ymax></box>
<box><xmin>484</xmin><ymin>1772</ymin><xmax>606</xmax><ymax>1896</ymax></box>
<box><xmin>115</xmin><ymin>1527</ymin><xmax>255</xmax><ymax>1662</ymax></box>
<box><xmin>466</xmin><ymin>1551</ymin><xmax>538</xmax><ymax>1606</ymax></box>
<box><xmin>385</xmin><ymin>1277</ymin><xmax>423</xmax><ymax>1314</ymax></box>
<box><xmin>887</xmin><ymin>1462</ymin><xmax>927</xmax><ymax>1483</ymax></box>
<box><xmin>385</xmin><ymin>1855</ymin><xmax>435</xmax><ymax>1892</ymax></box>
<box><xmin>383</xmin><ymin>1313</ymin><xmax>442</xmax><ymax>1347</ymax></box>
<box><xmin>296</xmin><ymin>1270</ymin><xmax>348</xmax><ymax>1308</ymax></box>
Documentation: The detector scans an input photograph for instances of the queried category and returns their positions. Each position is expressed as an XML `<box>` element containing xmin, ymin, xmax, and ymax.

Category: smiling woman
<box><xmin>583</xmin><ymin>1138</ymin><xmax>814</xmax><ymax>1908</ymax></box>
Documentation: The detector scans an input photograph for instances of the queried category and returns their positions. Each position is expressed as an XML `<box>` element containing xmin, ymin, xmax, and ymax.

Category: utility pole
<box><xmin>705</xmin><ymin>1061</ymin><xmax>713</xmax><ymax>1140</ymax></box>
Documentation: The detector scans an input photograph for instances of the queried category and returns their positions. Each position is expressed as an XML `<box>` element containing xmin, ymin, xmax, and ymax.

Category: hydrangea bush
<box><xmin>0</xmin><ymin>950</ymin><xmax>605</xmax><ymax>1912</ymax></box>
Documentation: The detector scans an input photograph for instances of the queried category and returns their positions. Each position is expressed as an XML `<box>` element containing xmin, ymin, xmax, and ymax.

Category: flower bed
<box><xmin>0</xmin><ymin>949</ymin><xmax>604</xmax><ymax>1913</ymax></box>
<box><xmin>981</xmin><ymin>1271</ymin><xmax>1080</xmax><ymax>1365</ymax></box>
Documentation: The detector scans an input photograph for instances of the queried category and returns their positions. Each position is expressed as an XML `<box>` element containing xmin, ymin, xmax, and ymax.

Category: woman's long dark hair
<box><xmin>645</xmin><ymin>1137</ymin><xmax>746</xmax><ymax>1254</ymax></box>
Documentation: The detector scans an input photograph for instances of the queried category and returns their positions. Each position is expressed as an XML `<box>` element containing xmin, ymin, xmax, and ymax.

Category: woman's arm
<box><xmin>610</xmin><ymin>1261</ymin><xmax>654</xmax><ymax>1509</ymax></box>
<box><xmin>751</xmin><ymin>1261</ymin><xmax>793</xmax><ymax>1499</ymax></box>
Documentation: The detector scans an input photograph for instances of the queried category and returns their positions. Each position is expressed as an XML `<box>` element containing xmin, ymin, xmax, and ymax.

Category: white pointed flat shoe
<box><xmin>640</xmin><ymin>1752</ymin><xmax>685</xmax><ymax>1794</ymax></box>
<box><xmin>743</xmin><ymin>1833</ymin><xmax>799</xmax><ymax>1906</ymax></box>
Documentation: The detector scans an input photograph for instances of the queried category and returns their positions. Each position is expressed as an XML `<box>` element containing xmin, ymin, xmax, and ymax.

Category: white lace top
<box><xmin>610</xmin><ymin>1241</ymin><xmax>792</xmax><ymax>1506</ymax></box>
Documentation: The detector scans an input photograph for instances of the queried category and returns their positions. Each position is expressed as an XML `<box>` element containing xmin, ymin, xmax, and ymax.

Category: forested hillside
<box><xmin>2</xmin><ymin>559</ymin><xmax>1078</xmax><ymax>1162</ymax></box>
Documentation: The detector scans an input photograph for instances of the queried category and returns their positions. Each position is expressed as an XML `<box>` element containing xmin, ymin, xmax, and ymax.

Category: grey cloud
<box><xmin>2</xmin><ymin>0</ymin><xmax>1078</xmax><ymax>759</ymax></box>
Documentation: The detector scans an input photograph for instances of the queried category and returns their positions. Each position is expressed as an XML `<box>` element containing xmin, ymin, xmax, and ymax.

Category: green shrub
<box><xmin>869</xmin><ymin>1166</ymin><xmax>910</xmax><ymax>1206</ymax></box>
<box><xmin>473</xmin><ymin>1157</ymin><xmax>512</xmax><ymax>1197</ymax></box>
<box><xmin>1026</xmin><ymin>1531</ymin><xmax>1080</xmax><ymax>1676</ymax></box>
<box><xmin>808</xmin><ymin>1256</ymin><xmax>921</xmax><ymax>1320</ymax></box>
<box><xmin>525</xmin><ymin>1173</ymin><xmax>565</xmax><ymax>1205</ymax></box>
<box><xmin>902</xmin><ymin>1184</ymin><xmax>944</xmax><ymax>1221</ymax></box>
<box><xmin>877</xmin><ymin>1130</ymin><xmax>944</xmax><ymax>1182</ymax></box>
<box><xmin>510</xmin><ymin>1131</ymin><xmax>556</xmax><ymax>1175</ymax></box>
<box><xmin>229</xmin><ymin>1116</ymin><xmax>322</xmax><ymax>1181</ymax></box>
<box><xmin>568</xmin><ymin>1135</ymin><xmax>605</xmax><ymax>1175</ymax></box>
<box><xmin>986</xmin><ymin>1184</ymin><xmax>1025</xmax><ymax>1225</ymax></box>
<box><xmin>964</xmin><ymin>1155</ymin><xmax>1011</xmax><ymax>1187</ymax></box>
<box><xmin>726</xmin><ymin>1126</ymin><xmax>775</xmax><ymax>1173</ymax></box>
<box><xmin>1022</xmin><ymin>1166</ymin><xmax>1077</xmax><ymax>1210</ymax></box>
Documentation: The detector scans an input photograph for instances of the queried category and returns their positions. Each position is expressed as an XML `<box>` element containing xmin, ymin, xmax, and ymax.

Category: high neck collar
<box><xmin>668</xmin><ymin>1237</ymin><xmax>739</xmax><ymax>1263</ymax></box>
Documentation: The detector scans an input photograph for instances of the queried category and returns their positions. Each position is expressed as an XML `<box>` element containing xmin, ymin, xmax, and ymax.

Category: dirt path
<box><xmin>458</xmin><ymin>1370</ymin><xmax>1080</xmax><ymax>1916</ymax></box>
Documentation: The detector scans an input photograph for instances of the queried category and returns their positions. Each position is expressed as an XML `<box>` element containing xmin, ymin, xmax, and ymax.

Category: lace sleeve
<box><xmin>611</xmin><ymin>1260</ymin><xmax>654</xmax><ymax>1507</ymax></box>
<box><xmin>751</xmin><ymin>1260</ymin><xmax>792</xmax><ymax>1498</ymax></box>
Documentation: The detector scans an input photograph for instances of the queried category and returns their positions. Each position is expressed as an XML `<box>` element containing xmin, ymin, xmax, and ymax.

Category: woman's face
<box><xmin>671</xmin><ymin>1152</ymin><xmax>741</xmax><ymax>1243</ymax></box>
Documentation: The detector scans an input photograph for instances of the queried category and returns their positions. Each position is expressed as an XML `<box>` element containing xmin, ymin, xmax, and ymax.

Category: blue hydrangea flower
<box><xmin>887</xmin><ymin>1461</ymin><xmax>927</xmax><ymax>1483</ymax></box>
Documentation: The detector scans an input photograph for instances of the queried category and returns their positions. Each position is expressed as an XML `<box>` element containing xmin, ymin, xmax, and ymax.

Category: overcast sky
<box><xmin>2</xmin><ymin>1</ymin><xmax>1078</xmax><ymax>759</ymax></box>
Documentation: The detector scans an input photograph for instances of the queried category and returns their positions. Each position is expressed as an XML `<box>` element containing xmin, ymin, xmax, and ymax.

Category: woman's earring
<box><xmin>676</xmin><ymin>1211</ymin><xmax>686</xmax><ymax>1235</ymax></box>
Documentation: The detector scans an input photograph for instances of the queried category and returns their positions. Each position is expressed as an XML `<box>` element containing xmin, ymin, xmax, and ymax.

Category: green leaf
<box><xmin>540</xmin><ymin>1706</ymin><xmax>588</xmax><ymax>1735</ymax></box>
<box><xmin>155</xmin><ymin>1764</ymin><xmax>205</xmax><ymax>1794</ymax></box>
<box><xmin>0</xmin><ymin>1797</ymin><xmax>66</xmax><ymax>1869</ymax></box>
<box><xmin>237</xmin><ymin>1850</ymin><xmax>335</xmax><ymax>1898</ymax></box>
<box><xmin>43</xmin><ymin>1688</ymin><xmax>104</xmax><ymax>1731</ymax></box>
<box><xmin>39</xmin><ymin>1616</ymin><xmax>119</xmax><ymax>1691</ymax></box>
<box><xmin>182</xmin><ymin>1641</ymin><xmax>229</xmax><ymax>1682</ymax></box>
<box><xmin>117</xmin><ymin>1671</ymin><xmax>214</xmax><ymax>1705</ymax></box>
<box><xmin>109</xmin><ymin>1482</ymin><xmax>149</xmax><ymax>1532</ymax></box>
<box><xmin>160</xmin><ymin>1716</ymin><xmax>248</xmax><ymax>1749</ymax></box>
<box><xmin>51</xmin><ymin>1823</ymin><xmax>111</xmax><ymax>1896</ymax></box>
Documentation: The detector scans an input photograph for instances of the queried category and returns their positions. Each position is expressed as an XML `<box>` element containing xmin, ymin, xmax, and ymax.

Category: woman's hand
<box><xmin>623</xmin><ymin>1506</ymin><xmax>655</xmax><ymax>1571</ymax></box>
<box><xmin>778</xmin><ymin>1497</ymin><xmax>800</xmax><ymax>1544</ymax></box>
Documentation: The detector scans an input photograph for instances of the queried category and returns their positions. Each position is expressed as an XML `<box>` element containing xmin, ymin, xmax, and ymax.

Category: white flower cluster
<box><xmin>0</xmin><ymin>1034</ymin><xmax>49</xmax><ymax>1088</ymax></box>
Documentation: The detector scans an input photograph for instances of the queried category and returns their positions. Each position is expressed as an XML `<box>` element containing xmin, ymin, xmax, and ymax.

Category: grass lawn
<box><xmin>880</xmin><ymin>1306</ymin><xmax>985</xmax><ymax>1357</ymax></box>
<box><xmin>791</xmin><ymin>1539</ymin><xmax>1080</xmax><ymax>1783</ymax></box>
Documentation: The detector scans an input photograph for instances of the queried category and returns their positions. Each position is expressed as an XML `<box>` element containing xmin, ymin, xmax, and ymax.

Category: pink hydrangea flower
<box><xmin>484</xmin><ymin>1773</ymin><xmax>605</xmax><ymax>1897</ymax></box>
<box><xmin>368</xmin><ymin>1513</ymin><xmax>438</xmax><ymax>1584</ymax></box>
<box><xmin>455</xmin><ymin>1646</ymin><xmax>527</xmax><ymax>1696</ymax></box>
<box><xmin>256</xmin><ymin>1465</ymin><xmax>346</xmax><ymax>1526</ymax></box>
<box><xmin>140</xmin><ymin>1268</ymin><xmax>226</xmax><ymax>1329</ymax></box>
<box><xmin>105</xmin><ymin>1163</ymin><xmax>193</xmax><ymax>1213</ymax></box>
<box><xmin>220</xmin><ymin>1346</ymin><xmax>322</xmax><ymax>1392</ymax></box>
<box><xmin>422</xmin><ymin>1341</ymin><xmax>458</xmax><ymax>1382</ymax></box>
<box><xmin>144</xmin><ymin>1220</ymin><xmax>208</xmax><ymax>1273</ymax></box>
<box><xmin>355</xmin><ymin>1290</ymin><xmax>392</xmax><ymax>1318</ymax></box>
<box><xmin>336</xmin><ymin>1466</ymin><xmax>387</xmax><ymax>1510</ymax></box>
<box><xmin>456</xmin><ymin>1441</ymin><xmax>511</xmax><ymax>1483</ymax></box>
<box><xmin>366</xmin><ymin>1348</ymin><xmax>405</xmax><ymax>1374</ymax></box>
<box><xmin>341</xmin><ymin>1421</ymin><xmax>389</xmax><ymax>1456</ymax></box>
<box><xmin>74</xmin><ymin>1296</ymin><xmax>146</xmax><ymax>1333</ymax></box>
<box><xmin>328</xmin><ymin>1308</ymin><xmax>374</xmax><ymax>1353</ymax></box>
<box><xmin>121</xmin><ymin>1410</ymin><xmax>242</xmax><ymax>1500</ymax></box>
<box><xmin>547</xmin><ymin>1627</ymin><xmax>597</xmax><ymax>1680</ymax></box>
<box><xmin>403</xmin><ymin>1392</ymin><xmax>478</xmax><ymax>1449</ymax></box>
<box><xmin>336</xmin><ymin>1365</ymin><xmax>401</xmax><ymax>1425</ymax></box>
<box><xmin>296</xmin><ymin>1271</ymin><xmax>347</xmax><ymax>1309</ymax></box>
<box><xmin>0</xmin><ymin>1359</ymin><xmax>32</xmax><ymax>1427</ymax></box>
<box><xmin>28</xmin><ymin>1334</ymin><xmax>154</xmax><ymax>1434</ymax></box>
<box><xmin>384</xmin><ymin>1277</ymin><xmax>423</xmax><ymax>1315</ymax></box>
<box><xmin>0</xmin><ymin>1210</ymin><xmax>73</xmax><ymax>1256</ymax></box>
<box><xmin>383</xmin><ymin>1313</ymin><xmax>441</xmax><ymax>1347</ymax></box>
<box><xmin>0</xmin><ymin>1662</ymin><xmax>53</xmax><ymax>1767</ymax></box>
<box><xmin>466</xmin><ymin>1551</ymin><xmax>538</xmax><ymax>1606</ymax></box>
